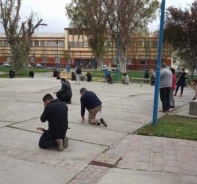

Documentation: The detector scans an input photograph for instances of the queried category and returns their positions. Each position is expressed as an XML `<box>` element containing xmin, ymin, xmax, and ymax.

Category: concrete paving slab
<box><xmin>0</xmin><ymin>155</ymin><xmax>75</xmax><ymax>184</ymax></box>
<box><xmin>0</xmin><ymin>121</ymin><xmax>15</xmax><ymax>128</ymax></box>
<box><xmin>11</xmin><ymin>118</ymin><xmax>127</xmax><ymax>146</ymax></box>
<box><xmin>98</xmin><ymin>168</ymin><xmax>197</xmax><ymax>184</ymax></box>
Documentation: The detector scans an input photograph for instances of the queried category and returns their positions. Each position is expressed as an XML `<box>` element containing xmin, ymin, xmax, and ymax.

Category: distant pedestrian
<box><xmin>122</xmin><ymin>73</ymin><xmax>129</xmax><ymax>84</ymax></box>
<box><xmin>75</xmin><ymin>65</ymin><xmax>82</xmax><ymax>85</ymax></box>
<box><xmin>86</xmin><ymin>72</ymin><xmax>92</xmax><ymax>82</ymax></box>
<box><xmin>9</xmin><ymin>70</ymin><xmax>15</xmax><ymax>78</ymax></box>
<box><xmin>144</xmin><ymin>70</ymin><xmax>149</xmax><ymax>83</ymax></box>
<box><xmin>29</xmin><ymin>71</ymin><xmax>34</xmax><ymax>78</ymax></box>
<box><xmin>80</xmin><ymin>87</ymin><xmax>107</xmax><ymax>127</ymax></box>
<box><xmin>107</xmin><ymin>74</ymin><xmax>113</xmax><ymax>84</ymax></box>
<box><xmin>174</xmin><ymin>68</ymin><xmax>187</xmax><ymax>97</ymax></box>
<box><xmin>71</xmin><ymin>72</ymin><xmax>76</xmax><ymax>81</ymax></box>
<box><xmin>169</xmin><ymin>68</ymin><xmax>176</xmax><ymax>108</ymax></box>
<box><xmin>150</xmin><ymin>69</ymin><xmax>155</xmax><ymax>86</ymax></box>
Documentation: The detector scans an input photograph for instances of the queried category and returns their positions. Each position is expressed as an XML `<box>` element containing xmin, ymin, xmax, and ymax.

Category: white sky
<box><xmin>0</xmin><ymin>0</ymin><xmax>195</xmax><ymax>33</ymax></box>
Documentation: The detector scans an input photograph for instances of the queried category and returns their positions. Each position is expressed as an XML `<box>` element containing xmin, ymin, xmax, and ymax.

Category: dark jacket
<box><xmin>80</xmin><ymin>91</ymin><xmax>102</xmax><ymax>117</ymax></box>
<box><xmin>144</xmin><ymin>72</ymin><xmax>149</xmax><ymax>79</ymax></box>
<box><xmin>176</xmin><ymin>72</ymin><xmax>187</xmax><ymax>86</ymax></box>
<box><xmin>40</xmin><ymin>99</ymin><xmax>68</xmax><ymax>138</ymax></box>
<box><xmin>56</xmin><ymin>81</ymin><xmax>72</xmax><ymax>101</ymax></box>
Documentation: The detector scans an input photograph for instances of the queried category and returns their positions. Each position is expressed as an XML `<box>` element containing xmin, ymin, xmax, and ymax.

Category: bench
<box><xmin>60</xmin><ymin>72</ymin><xmax>71</xmax><ymax>80</ymax></box>
<box><xmin>131</xmin><ymin>78</ymin><xmax>150</xmax><ymax>83</ymax></box>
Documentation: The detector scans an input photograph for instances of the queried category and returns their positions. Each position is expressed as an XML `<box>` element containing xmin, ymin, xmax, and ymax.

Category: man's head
<box><xmin>61</xmin><ymin>78</ymin><xmax>66</xmax><ymax>84</ymax></box>
<box><xmin>161</xmin><ymin>63</ymin><xmax>166</xmax><ymax>69</ymax></box>
<box><xmin>170</xmin><ymin>68</ymin><xmax>175</xmax><ymax>74</ymax></box>
<box><xmin>80</xmin><ymin>87</ymin><xmax>87</xmax><ymax>95</ymax></box>
<box><xmin>43</xmin><ymin>94</ymin><xmax>54</xmax><ymax>106</ymax></box>
<box><xmin>181</xmin><ymin>68</ymin><xmax>185</xmax><ymax>72</ymax></box>
<box><xmin>123</xmin><ymin>73</ymin><xmax>126</xmax><ymax>76</ymax></box>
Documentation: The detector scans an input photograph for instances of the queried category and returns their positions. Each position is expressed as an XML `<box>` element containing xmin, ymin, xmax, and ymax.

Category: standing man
<box><xmin>75</xmin><ymin>65</ymin><xmax>82</xmax><ymax>85</ymax></box>
<box><xmin>38</xmin><ymin>94</ymin><xmax>68</xmax><ymax>151</ymax></box>
<box><xmin>152</xmin><ymin>63</ymin><xmax>172</xmax><ymax>113</ymax></box>
<box><xmin>80</xmin><ymin>88</ymin><xmax>107</xmax><ymax>127</ymax></box>
<box><xmin>158</xmin><ymin>63</ymin><xmax>172</xmax><ymax>112</ymax></box>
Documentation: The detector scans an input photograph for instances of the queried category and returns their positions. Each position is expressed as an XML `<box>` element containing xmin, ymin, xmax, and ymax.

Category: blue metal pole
<box><xmin>152</xmin><ymin>0</ymin><xmax>166</xmax><ymax>125</ymax></box>
<box><xmin>116</xmin><ymin>34</ymin><xmax>120</xmax><ymax>81</ymax></box>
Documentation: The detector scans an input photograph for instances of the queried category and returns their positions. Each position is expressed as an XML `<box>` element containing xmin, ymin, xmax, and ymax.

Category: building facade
<box><xmin>0</xmin><ymin>28</ymin><xmax>173</xmax><ymax>70</ymax></box>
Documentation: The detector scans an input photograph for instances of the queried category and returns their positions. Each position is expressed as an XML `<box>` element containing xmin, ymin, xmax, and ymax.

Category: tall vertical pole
<box><xmin>116</xmin><ymin>34</ymin><xmax>120</xmax><ymax>81</ymax></box>
<box><xmin>152</xmin><ymin>0</ymin><xmax>166</xmax><ymax>125</ymax></box>
<box><xmin>144</xmin><ymin>46</ymin><xmax>147</xmax><ymax>72</ymax></box>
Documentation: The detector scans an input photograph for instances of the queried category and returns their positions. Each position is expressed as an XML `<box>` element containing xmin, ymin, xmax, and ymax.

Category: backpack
<box><xmin>76</xmin><ymin>67</ymin><xmax>81</xmax><ymax>74</ymax></box>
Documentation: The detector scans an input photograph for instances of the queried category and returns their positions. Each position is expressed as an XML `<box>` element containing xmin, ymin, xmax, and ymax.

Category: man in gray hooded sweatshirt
<box><xmin>159</xmin><ymin>63</ymin><xmax>172</xmax><ymax>112</ymax></box>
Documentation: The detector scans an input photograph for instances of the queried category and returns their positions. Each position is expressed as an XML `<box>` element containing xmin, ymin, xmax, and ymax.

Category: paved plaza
<box><xmin>0</xmin><ymin>72</ymin><xmax>197</xmax><ymax>184</ymax></box>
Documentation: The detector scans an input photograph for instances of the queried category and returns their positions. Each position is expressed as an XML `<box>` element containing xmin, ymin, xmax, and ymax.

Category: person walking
<box><xmin>37</xmin><ymin>94</ymin><xmax>68</xmax><ymax>151</ymax></box>
<box><xmin>80</xmin><ymin>87</ymin><xmax>107</xmax><ymax>127</ymax></box>
<box><xmin>174</xmin><ymin>68</ymin><xmax>187</xmax><ymax>97</ymax></box>
<box><xmin>75</xmin><ymin>65</ymin><xmax>82</xmax><ymax>85</ymax></box>
<box><xmin>169</xmin><ymin>68</ymin><xmax>176</xmax><ymax>108</ymax></box>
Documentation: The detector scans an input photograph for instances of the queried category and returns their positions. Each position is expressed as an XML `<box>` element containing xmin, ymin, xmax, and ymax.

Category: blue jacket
<box><xmin>80</xmin><ymin>91</ymin><xmax>102</xmax><ymax>117</ymax></box>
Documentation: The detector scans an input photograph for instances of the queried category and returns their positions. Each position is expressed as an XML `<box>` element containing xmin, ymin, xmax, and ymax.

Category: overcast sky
<box><xmin>0</xmin><ymin>0</ymin><xmax>195</xmax><ymax>33</ymax></box>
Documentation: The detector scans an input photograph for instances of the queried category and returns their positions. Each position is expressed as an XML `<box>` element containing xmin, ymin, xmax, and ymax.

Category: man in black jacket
<box><xmin>80</xmin><ymin>88</ymin><xmax>107</xmax><ymax>127</ymax></box>
<box><xmin>37</xmin><ymin>94</ymin><xmax>68</xmax><ymax>151</ymax></box>
<box><xmin>55</xmin><ymin>78</ymin><xmax>72</xmax><ymax>104</ymax></box>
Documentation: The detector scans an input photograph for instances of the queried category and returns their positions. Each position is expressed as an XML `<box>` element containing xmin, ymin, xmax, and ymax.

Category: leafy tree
<box><xmin>0</xmin><ymin>0</ymin><xmax>46</xmax><ymax>73</ymax></box>
<box><xmin>164</xmin><ymin>1</ymin><xmax>197</xmax><ymax>75</ymax></box>
<box><xmin>66</xmin><ymin>0</ymin><xmax>109</xmax><ymax>67</ymax></box>
<box><xmin>103</xmin><ymin>0</ymin><xmax>159</xmax><ymax>72</ymax></box>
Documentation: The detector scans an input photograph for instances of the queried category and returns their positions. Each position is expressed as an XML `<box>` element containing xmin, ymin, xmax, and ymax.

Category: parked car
<box><xmin>2</xmin><ymin>62</ymin><xmax>11</xmax><ymax>67</ymax></box>
<box><xmin>36</xmin><ymin>63</ymin><xmax>43</xmax><ymax>68</ymax></box>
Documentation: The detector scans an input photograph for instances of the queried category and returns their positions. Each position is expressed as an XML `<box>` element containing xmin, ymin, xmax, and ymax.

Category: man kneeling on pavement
<box><xmin>37</xmin><ymin>94</ymin><xmax>68</xmax><ymax>151</ymax></box>
<box><xmin>80</xmin><ymin>87</ymin><xmax>107</xmax><ymax>127</ymax></box>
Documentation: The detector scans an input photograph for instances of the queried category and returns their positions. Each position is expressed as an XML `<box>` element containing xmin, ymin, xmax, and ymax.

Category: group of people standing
<box><xmin>152</xmin><ymin>63</ymin><xmax>188</xmax><ymax>113</ymax></box>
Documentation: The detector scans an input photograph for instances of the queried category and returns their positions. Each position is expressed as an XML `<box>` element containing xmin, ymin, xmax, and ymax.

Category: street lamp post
<box><xmin>56</xmin><ymin>41</ymin><xmax>59</xmax><ymax>69</ymax></box>
<box><xmin>144</xmin><ymin>46</ymin><xmax>148</xmax><ymax>72</ymax></box>
<box><xmin>67</xmin><ymin>46</ymin><xmax>71</xmax><ymax>72</ymax></box>
<box><xmin>115</xmin><ymin>34</ymin><xmax>120</xmax><ymax>81</ymax></box>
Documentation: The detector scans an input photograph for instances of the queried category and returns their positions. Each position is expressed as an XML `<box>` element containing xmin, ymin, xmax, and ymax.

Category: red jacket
<box><xmin>172</xmin><ymin>74</ymin><xmax>176</xmax><ymax>89</ymax></box>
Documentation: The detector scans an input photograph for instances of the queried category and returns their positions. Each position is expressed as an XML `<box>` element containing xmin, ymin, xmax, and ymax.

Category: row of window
<box><xmin>0</xmin><ymin>40</ymin><xmax>65</xmax><ymax>48</ymax></box>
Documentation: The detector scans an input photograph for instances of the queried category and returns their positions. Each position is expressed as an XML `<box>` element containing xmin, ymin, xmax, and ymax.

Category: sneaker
<box><xmin>100</xmin><ymin>118</ymin><xmax>107</xmax><ymax>127</ymax></box>
<box><xmin>63</xmin><ymin>137</ymin><xmax>68</xmax><ymax>148</ymax></box>
<box><xmin>171</xmin><ymin>106</ymin><xmax>175</xmax><ymax>108</ymax></box>
<box><xmin>192</xmin><ymin>97</ymin><xmax>196</xmax><ymax>100</ymax></box>
<box><xmin>56</xmin><ymin>139</ymin><xmax>64</xmax><ymax>151</ymax></box>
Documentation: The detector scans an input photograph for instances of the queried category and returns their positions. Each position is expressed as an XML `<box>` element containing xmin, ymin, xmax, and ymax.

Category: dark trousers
<box><xmin>39</xmin><ymin>131</ymin><xmax>57</xmax><ymax>149</ymax></box>
<box><xmin>160</xmin><ymin>87</ymin><xmax>171</xmax><ymax>111</ymax></box>
<box><xmin>175</xmin><ymin>83</ymin><xmax>184</xmax><ymax>95</ymax></box>
<box><xmin>56</xmin><ymin>93</ymin><xmax>71</xmax><ymax>103</ymax></box>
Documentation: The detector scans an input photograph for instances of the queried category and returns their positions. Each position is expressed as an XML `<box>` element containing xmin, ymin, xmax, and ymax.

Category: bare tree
<box><xmin>104</xmin><ymin>0</ymin><xmax>159</xmax><ymax>73</ymax></box>
<box><xmin>66</xmin><ymin>0</ymin><xmax>109</xmax><ymax>68</ymax></box>
<box><xmin>0</xmin><ymin>0</ymin><xmax>47</xmax><ymax>72</ymax></box>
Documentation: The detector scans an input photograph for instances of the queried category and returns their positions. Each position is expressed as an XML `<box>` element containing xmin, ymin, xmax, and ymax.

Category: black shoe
<box><xmin>170</xmin><ymin>105</ymin><xmax>175</xmax><ymax>108</ymax></box>
<box><xmin>192</xmin><ymin>97</ymin><xmax>196</xmax><ymax>100</ymax></box>
<box><xmin>100</xmin><ymin>118</ymin><xmax>107</xmax><ymax>127</ymax></box>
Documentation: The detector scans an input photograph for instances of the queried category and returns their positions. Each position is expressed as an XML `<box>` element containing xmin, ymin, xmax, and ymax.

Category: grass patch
<box><xmin>0</xmin><ymin>66</ymin><xmax>52</xmax><ymax>78</ymax></box>
<box><xmin>137</xmin><ymin>115</ymin><xmax>197</xmax><ymax>140</ymax></box>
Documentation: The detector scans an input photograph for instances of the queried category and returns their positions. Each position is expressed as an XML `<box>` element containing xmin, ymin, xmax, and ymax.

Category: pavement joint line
<box><xmin>33</xmin><ymin>85</ymin><xmax>60</xmax><ymax>93</ymax></box>
<box><xmin>6</xmin><ymin>126</ymin><xmax>110</xmax><ymax>148</ymax></box>
<box><xmin>5</xmin><ymin>117</ymin><xmax>39</xmax><ymax>126</ymax></box>
<box><xmin>15</xmin><ymin>100</ymin><xmax>41</xmax><ymax>103</ymax></box>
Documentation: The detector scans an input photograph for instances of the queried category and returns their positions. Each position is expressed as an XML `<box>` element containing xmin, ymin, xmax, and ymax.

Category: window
<box><xmin>58</xmin><ymin>41</ymin><xmax>64</xmax><ymax>48</ymax></box>
<box><xmin>34</xmin><ymin>41</ymin><xmax>39</xmax><ymax>47</ymax></box>
<box><xmin>137</xmin><ymin>41</ymin><xmax>143</xmax><ymax>47</ymax></box>
<box><xmin>144</xmin><ymin>41</ymin><xmax>150</xmax><ymax>47</ymax></box>
<box><xmin>40</xmin><ymin>41</ymin><xmax>45</xmax><ymax>47</ymax></box>
<box><xmin>151</xmin><ymin>41</ymin><xmax>158</xmax><ymax>48</ymax></box>
<box><xmin>4</xmin><ymin>41</ymin><xmax>9</xmax><ymax>47</ymax></box>
<box><xmin>0</xmin><ymin>41</ymin><xmax>4</xmax><ymax>47</ymax></box>
<box><xmin>46</xmin><ymin>41</ymin><xmax>53</xmax><ymax>47</ymax></box>
<box><xmin>42</xmin><ymin>56</ymin><xmax>47</xmax><ymax>63</ymax></box>
<box><xmin>79</xmin><ymin>41</ymin><xmax>84</xmax><ymax>47</ymax></box>
<box><xmin>140</xmin><ymin>60</ymin><xmax>145</xmax><ymax>64</ymax></box>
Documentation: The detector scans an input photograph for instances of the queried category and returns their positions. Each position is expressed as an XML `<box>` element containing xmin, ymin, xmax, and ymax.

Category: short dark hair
<box><xmin>181</xmin><ymin>68</ymin><xmax>185</xmax><ymax>71</ymax></box>
<box><xmin>43</xmin><ymin>94</ymin><xmax>54</xmax><ymax>102</ymax></box>
<box><xmin>80</xmin><ymin>87</ymin><xmax>87</xmax><ymax>94</ymax></box>
<box><xmin>161</xmin><ymin>63</ymin><xmax>166</xmax><ymax>68</ymax></box>
<box><xmin>61</xmin><ymin>78</ymin><xmax>66</xmax><ymax>82</ymax></box>
<box><xmin>170</xmin><ymin>68</ymin><xmax>175</xmax><ymax>74</ymax></box>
